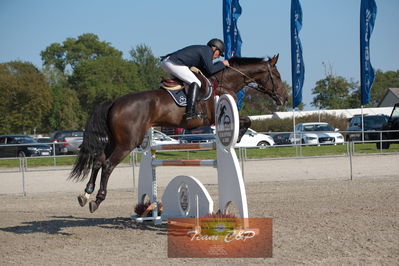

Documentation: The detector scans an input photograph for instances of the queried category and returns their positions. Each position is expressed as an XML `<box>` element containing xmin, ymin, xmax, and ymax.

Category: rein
<box><xmin>225</xmin><ymin>64</ymin><xmax>276</xmax><ymax>94</ymax></box>
<box><xmin>227</xmin><ymin>65</ymin><xmax>258</xmax><ymax>84</ymax></box>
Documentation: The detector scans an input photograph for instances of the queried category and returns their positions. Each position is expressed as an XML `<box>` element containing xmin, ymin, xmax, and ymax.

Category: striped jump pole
<box><xmin>152</xmin><ymin>142</ymin><xmax>216</xmax><ymax>151</ymax></box>
<box><xmin>152</xmin><ymin>159</ymin><xmax>216</xmax><ymax>167</ymax></box>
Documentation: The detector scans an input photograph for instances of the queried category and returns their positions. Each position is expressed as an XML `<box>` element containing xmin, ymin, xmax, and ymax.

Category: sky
<box><xmin>1</xmin><ymin>0</ymin><xmax>398</xmax><ymax>111</ymax></box>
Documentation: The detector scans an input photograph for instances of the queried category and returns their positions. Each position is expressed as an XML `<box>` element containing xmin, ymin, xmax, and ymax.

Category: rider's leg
<box><xmin>160</xmin><ymin>58</ymin><xmax>202</xmax><ymax>87</ymax></box>
<box><xmin>160</xmin><ymin>58</ymin><xmax>202</xmax><ymax>120</ymax></box>
<box><xmin>185</xmin><ymin>82</ymin><xmax>201</xmax><ymax>120</ymax></box>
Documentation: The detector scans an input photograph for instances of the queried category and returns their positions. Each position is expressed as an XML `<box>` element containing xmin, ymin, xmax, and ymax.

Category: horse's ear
<box><xmin>270</xmin><ymin>54</ymin><xmax>279</xmax><ymax>66</ymax></box>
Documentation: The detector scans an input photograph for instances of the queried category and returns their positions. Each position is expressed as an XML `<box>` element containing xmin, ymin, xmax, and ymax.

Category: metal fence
<box><xmin>1</xmin><ymin>130</ymin><xmax>398</xmax><ymax>196</ymax></box>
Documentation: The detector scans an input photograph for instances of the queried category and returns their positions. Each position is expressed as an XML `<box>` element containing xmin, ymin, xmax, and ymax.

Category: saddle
<box><xmin>160</xmin><ymin>77</ymin><xmax>184</xmax><ymax>90</ymax></box>
<box><xmin>160</xmin><ymin>67</ymin><xmax>214</xmax><ymax>107</ymax></box>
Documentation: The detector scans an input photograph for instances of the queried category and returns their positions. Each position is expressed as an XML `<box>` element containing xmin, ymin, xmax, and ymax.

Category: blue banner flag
<box><xmin>223</xmin><ymin>0</ymin><xmax>244</xmax><ymax>109</ymax></box>
<box><xmin>360</xmin><ymin>0</ymin><xmax>377</xmax><ymax>105</ymax></box>
<box><xmin>290</xmin><ymin>0</ymin><xmax>305</xmax><ymax>109</ymax></box>
<box><xmin>223</xmin><ymin>0</ymin><xmax>242</xmax><ymax>59</ymax></box>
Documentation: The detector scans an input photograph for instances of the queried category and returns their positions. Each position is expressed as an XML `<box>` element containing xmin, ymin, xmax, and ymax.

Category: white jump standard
<box><xmin>132</xmin><ymin>94</ymin><xmax>248</xmax><ymax>224</ymax></box>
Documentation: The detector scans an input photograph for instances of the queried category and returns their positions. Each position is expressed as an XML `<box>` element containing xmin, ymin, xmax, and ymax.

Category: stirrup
<box><xmin>185</xmin><ymin>112</ymin><xmax>202</xmax><ymax>120</ymax></box>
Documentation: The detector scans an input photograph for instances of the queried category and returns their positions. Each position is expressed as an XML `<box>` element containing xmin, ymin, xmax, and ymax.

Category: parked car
<box><xmin>0</xmin><ymin>135</ymin><xmax>52</xmax><ymax>157</ymax></box>
<box><xmin>346</xmin><ymin>114</ymin><xmax>388</xmax><ymax>141</ymax></box>
<box><xmin>51</xmin><ymin>130</ymin><xmax>84</xmax><ymax>154</ymax></box>
<box><xmin>376</xmin><ymin>103</ymin><xmax>399</xmax><ymax>149</ymax></box>
<box><xmin>271</xmin><ymin>132</ymin><xmax>291</xmax><ymax>145</ymax></box>
<box><xmin>180</xmin><ymin>126</ymin><xmax>215</xmax><ymax>143</ymax></box>
<box><xmin>289</xmin><ymin>122</ymin><xmax>344</xmax><ymax>145</ymax></box>
<box><xmin>35</xmin><ymin>137</ymin><xmax>52</xmax><ymax>144</ymax></box>
<box><xmin>152</xmin><ymin>130</ymin><xmax>179</xmax><ymax>145</ymax></box>
<box><xmin>160</xmin><ymin>127</ymin><xmax>184</xmax><ymax>140</ymax></box>
<box><xmin>235</xmin><ymin>128</ymin><xmax>274</xmax><ymax>147</ymax></box>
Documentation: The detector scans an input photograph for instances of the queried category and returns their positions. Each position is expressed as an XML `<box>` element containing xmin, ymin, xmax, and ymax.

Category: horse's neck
<box><xmin>233</xmin><ymin>64</ymin><xmax>259</xmax><ymax>83</ymax></box>
<box><xmin>219</xmin><ymin>64</ymin><xmax>256</xmax><ymax>93</ymax></box>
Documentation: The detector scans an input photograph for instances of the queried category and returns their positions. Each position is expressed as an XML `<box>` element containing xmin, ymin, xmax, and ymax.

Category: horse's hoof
<box><xmin>77</xmin><ymin>195</ymin><xmax>88</xmax><ymax>207</ymax></box>
<box><xmin>89</xmin><ymin>201</ymin><xmax>98</xmax><ymax>213</ymax></box>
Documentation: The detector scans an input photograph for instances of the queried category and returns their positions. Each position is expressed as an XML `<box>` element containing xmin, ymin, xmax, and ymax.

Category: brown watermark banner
<box><xmin>168</xmin><ymin>218</ymin><xmax>272</xmax><ymax>258</ymax></box>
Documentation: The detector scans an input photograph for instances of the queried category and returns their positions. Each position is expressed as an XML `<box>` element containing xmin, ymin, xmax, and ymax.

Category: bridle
<box><xmin>223</xmin><ymin>63</ymin><xmax>278</xmax><ymax>94</ymax></box>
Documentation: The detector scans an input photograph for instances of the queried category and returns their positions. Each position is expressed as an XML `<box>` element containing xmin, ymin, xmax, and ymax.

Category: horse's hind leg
<box><xmin>77</xmin><ymin>153</ymin><xmax>105</xmax><ymax>207</ymax></box>
<box><xmin>89</xmin><ymin>147</ymin><xmax>131</xmax><ymax>213</ymax></box>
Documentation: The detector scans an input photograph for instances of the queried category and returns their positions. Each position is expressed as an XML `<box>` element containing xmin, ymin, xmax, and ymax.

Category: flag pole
<box><xmin>293</xmin><ymin>108</ymin><xmax>298</xmax><ymax>156</ymax></box>
<box><xmin>361</xmin><ymin>105</ymin><xmax>364</xmax><ymax>142</ymax></box>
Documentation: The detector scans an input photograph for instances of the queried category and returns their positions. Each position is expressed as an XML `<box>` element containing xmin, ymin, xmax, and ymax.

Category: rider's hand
<box><xmin>223</xmin><ymin>60</ymin><xmax>230</xmax><ymax>67</ymax></box>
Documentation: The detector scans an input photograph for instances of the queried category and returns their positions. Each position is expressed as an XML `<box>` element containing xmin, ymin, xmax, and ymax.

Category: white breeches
<box><xmin>161</xmin><ymin>57</ymin><xmax>202</xmax><ymax>87</ymax></box>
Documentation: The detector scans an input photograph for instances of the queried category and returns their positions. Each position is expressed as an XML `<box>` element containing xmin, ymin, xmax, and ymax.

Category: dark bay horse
<box><xmin>70</xmin><ymin>55</ymin><xmax>287</xmax><ymax>213</ymax></box>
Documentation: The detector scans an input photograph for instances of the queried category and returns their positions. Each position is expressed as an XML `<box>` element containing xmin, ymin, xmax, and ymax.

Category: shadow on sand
<box><xmin>0</xmin><ymin>215</ymin><xmax>168</xmax><ymax>236</ymax></box>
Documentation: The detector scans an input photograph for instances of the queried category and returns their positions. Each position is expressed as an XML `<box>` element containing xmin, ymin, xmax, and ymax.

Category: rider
<box><xmin>161</xmin><ymin>38</ymin><xmax>230</xmax><ymax>120</ymax></box>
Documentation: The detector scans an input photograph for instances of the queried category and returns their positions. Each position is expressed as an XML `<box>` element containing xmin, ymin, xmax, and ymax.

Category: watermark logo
<box><xmin>168</xmin><ymin>218</ymin><xmax>272</xmax><ymax>258</ymax></box>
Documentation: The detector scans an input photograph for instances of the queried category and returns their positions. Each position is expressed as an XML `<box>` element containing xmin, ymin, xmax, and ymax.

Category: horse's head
<box><xmin>224</xmin><ymin>55</ymin><xmax>288</xmax><ymax>106</ymax></box>
<box><xmin>251</xmin><ymin>55</ymin><xmax>287</xmax><ymax>106</ymax></box>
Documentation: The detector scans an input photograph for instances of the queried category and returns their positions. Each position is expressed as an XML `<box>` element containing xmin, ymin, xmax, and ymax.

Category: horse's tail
<box><xmin>69</xmin><ymin>101</ymin><xmax>113</xmax><ymax>182</ymax></box>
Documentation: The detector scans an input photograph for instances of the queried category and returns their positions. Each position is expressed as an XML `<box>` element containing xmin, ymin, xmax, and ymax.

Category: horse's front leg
<box><xmin>237</xmin><ymin>115</ymin><xmax>251</xmax><ymax>143</ymax></box>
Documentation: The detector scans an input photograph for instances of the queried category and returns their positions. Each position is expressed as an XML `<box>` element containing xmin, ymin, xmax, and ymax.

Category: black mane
<box><xmin>228</xmin><ymin>57</ymin><xmax>264</xmax><ymax>66</ymax></box>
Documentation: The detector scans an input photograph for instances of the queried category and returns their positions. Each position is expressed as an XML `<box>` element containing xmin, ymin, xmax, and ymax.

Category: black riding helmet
<box><xmin>207</xmin><ymin>38</ymin><xmax>225</xmax><ymax>57</ymax></box>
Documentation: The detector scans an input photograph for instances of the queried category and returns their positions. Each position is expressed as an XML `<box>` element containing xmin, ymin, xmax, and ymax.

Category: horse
<box><xmin>69</xmin><ymin>54</ymin><xmax>288</xmax><ymax>213</ymax></box>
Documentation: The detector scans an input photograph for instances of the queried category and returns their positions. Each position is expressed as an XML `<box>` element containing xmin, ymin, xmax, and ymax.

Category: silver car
<box><xmin>289</xmin><ymin>122</ymin><xmax>344</xmax><ymax>145</ymax></box>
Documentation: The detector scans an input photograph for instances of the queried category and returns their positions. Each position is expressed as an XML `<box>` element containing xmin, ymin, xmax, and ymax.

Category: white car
<box><xmin>289</xmin><ymin>122</ymin><xmax>344</xmax><ymax>145</ymax></box>
<box><xmin>152</xmin><ymin>130</ymin><xmax>179</xmax><ymax>145</ymax></box>
<box><xmin>235</xmin><ymin>128</ymin><xmax>275</xmax><ymax>148</ymax></box>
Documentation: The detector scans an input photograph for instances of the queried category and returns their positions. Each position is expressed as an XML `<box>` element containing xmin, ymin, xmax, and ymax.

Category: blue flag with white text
<box><xmin>223</xmin><ymin>0</ymin><xmax>244</xmax><ymax>109</ymax></box>
<box><xmin>360</xmin><ymin>0</ymin><xmax>377</xmax><ymax>105</ymax></box>
<box><xmin>223</xmin><ymin>0</ymin><xmax>242</xmax><ymax>59</ymax></box>
<box><xmin>290</xmin><ymin>0</ymin><xmax>305</xmax><ymax>109</ymax></box>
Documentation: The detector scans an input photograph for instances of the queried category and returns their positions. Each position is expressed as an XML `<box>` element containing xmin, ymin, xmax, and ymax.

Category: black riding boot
<box><xmin>185</xmin><ymin>82</ymin><xmax>201</xmax><ymax>120</ymax></box>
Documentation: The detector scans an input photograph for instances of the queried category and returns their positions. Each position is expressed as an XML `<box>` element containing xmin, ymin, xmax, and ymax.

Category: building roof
<box><xmin>389</xmin><ymin>88</ymin><xmax>399</xmax><ymax>98</ymax></box>
<box><xmin>378</xmin><ymin>88</ymin><xmax>399</xmax><ymax>107</ymax></box>
<box><xmin>250</xmin><ymin>106</ymin><xmax>394</xmax><ymax>120</ymax></box>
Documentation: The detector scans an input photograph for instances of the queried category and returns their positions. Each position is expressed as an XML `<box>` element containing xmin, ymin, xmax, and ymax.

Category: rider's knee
<box><xmin>190</xmin><ymin>82</ymin><xmax>200</xmax><ymax>88</ymax></box>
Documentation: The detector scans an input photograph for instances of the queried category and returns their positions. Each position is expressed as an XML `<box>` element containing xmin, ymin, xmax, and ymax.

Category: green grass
<box><xmin>0</xmin><ymin>156</ymin><xmax>77</xmax><ymax>168</ymax></box>
<box><xmin>353</xmin><ymin>142</ymin><xmax>399</xmax><ymax>154</ymax></box>
<box><xmin>241</xmin><ymin>144</ymin><xmax>347</xmax><ymax>159</ymax></box>
<box><xmin>0</xmin><ymin>143</ymin><xmax>398</xmax><ymax>168</ymax></box>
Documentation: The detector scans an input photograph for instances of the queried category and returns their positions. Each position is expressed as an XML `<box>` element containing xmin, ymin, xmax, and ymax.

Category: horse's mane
<box><xmin>228</xmin><ymin>57</ymin><xmax>265</xmax><ymax>66</ymax></box>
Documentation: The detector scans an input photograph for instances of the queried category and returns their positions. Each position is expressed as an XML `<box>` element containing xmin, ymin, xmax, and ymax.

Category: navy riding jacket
<box><xmin>163</xmin><ymin>45</ymin><xmax>225</xmax><ymax>76</ymax></box>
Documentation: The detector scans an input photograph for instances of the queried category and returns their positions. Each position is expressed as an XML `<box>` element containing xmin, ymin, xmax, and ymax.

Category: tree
<box><xmin>47</xmin><ymin>86</ymin><xmax>84</xmax><ymax>130</ymax></box>
<box><xmin>70</xmin><ymin>56</ymin><xmax>145</xmax><ymax>113</ymax></box>
<box><xmin>0</xmin><ymin>61</ymin><xmax>52</xmax><ymax>134</ymax></box>
<box><xmin>41</xmin><ymin>65</ymin><xmax>83</xmax><ymax>131</ymax></box>
<box><xmin>311</xmin><ymin>74</ymin><xmax>358</xmax><ymax>109</ymax></box>
<box><xmin>312</xmin><ymin>69</ymin><xmax>399</xmax><ymax>109</ymax></box>
<box><xmin>41</xmin><ymin>33</ymin><xmax>122</xmax><ymax>74</ymax></box>
<box><xmin>130</xmin><ymin>44</ymin><xmax>165</xmax><ymax>89</ymax></box>
<box><xmin>369</xmin><ymin>69</ymin><xmax>399</xmax><ymax>106</ymax></box>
